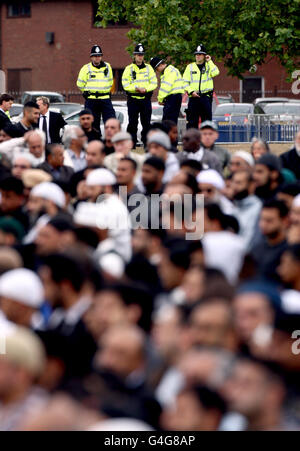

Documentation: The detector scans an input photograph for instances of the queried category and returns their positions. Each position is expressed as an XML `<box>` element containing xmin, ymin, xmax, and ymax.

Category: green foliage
<box><xmin>96</xmin><ymin>0</ymin><xmax>300</xmax><ymax>78</ymax></box>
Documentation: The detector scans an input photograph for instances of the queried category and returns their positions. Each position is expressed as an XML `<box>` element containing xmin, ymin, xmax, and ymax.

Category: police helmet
<box><xmin>133</xmin><ymin>43</ymin><xmax>145</xmax><ymax>55</ymax></box>
<box><xmin>150</xmin><ymin>56</ymin><xmax>165</xmax><ymax>70</ymax></box>
<box><xmin>90</xmin><ymin>45</ymin><xmax>103</xmax><ymax>56</ymax></box>
<box><xmin>194</xmin><ymin>44</ymin><xmax>207</xmax><ymax>55</ymax></box>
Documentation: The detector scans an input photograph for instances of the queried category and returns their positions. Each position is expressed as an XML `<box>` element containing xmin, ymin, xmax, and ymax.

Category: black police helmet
<box><xmin>90</xmin><ymin>45</ymin><xmax>103</xmax><ymax>56</ymax></box>
<box><xmin>133</xmin><ymin>43</ymin><xmax>145</xmax><ymax>54</ymax></box>
<box><xmin>150</xmin><ymin>56</ymin><xmax>165</xmax><ymax>70</ymax></box>
<box><xmin>194</xmin><ymin>44</ymin><xmax>207</xmax><ymax>55</ymax></box>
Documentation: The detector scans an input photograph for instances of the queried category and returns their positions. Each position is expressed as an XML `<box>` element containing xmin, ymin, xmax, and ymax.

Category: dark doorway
<box><xmin>242</xmin><ymin>77</ymin><xmax>263</xmax><ymax>102</ymax></box>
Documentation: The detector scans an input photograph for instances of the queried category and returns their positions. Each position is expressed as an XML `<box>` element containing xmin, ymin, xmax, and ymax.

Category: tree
<box><xmin>96</xmin><ymin>0</ymin><xmax>300</xmax><ymax>78</ymax></box>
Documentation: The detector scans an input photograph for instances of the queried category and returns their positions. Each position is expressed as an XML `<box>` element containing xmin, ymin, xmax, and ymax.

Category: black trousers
<box><xmin>85</xmin><ymin>98</ymin><xmax>116</xmax><ymax>135</ymax></box>
<box><xmin>162</xmin><ymin>93</ymin><xmax>182</xmax><ymax>124</ymax></box>
<box><xmin>127</xmin><ymin>97</ymin><xmax>152</xmax><ymax>147</ymax></box>
<box><xmin>186</xmin><ymin>95</ymin><xmax>212</xmax><ymax>129</ymax></box>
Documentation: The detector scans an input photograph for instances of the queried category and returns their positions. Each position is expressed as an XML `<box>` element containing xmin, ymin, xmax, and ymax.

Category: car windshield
<box><xmin>214</xmin><ymin>104</ymin><xmax>253</xmax><ymax>114</ymax></box>
<box><xmin>263</xmin><ymin>104</ymin><xmax>300</xmax><ymax>115</ymax></box>
<box><xmin>51</xmin><ymin>104</ymin><xmax>83</xmax><ymax>116</ymax></box>
<box><xmin>10</xmin><ymin>105</ymin><xmax>23</xmax><ymax>117</ymax></box>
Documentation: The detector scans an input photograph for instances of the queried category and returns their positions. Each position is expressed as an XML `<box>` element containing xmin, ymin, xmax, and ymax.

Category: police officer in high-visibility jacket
<box><xmin>183</xmin><ymin>44</ymin><xmax>219</xmax><ymax>129</ymax></box>
<box><xmin>150</xmin><ymin>57</ymin><xmax>184</xmax><ymax>125</ymax></box>
<box><xmin>122</xmin><ymin>44</ymin><xmax>157</xmax><ymax>147</ymax></box>
<box><xmin>77</xmin><ymin>45</ymin><xmax>116</xmax><ymax>134</ymax></box>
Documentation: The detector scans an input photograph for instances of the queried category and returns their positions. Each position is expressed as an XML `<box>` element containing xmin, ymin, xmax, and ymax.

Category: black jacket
<box><xmin>0</xmin><ymin>110</ymin><xmax>11</xmax><ymax>131</ymax></box>
<box><xmin>39</xmin><ymin>111</ymin><xmax>66</xmax><ymax>143</ymax></box>
<box><xmin>280</xmin><ymin>147</ymin><xmax>300</xmax><ymax>180</ymax></box>
<box><xmin>37</xmin><ymin>161</ymin><xmax>74</xmax><ymax>184</ymax></box>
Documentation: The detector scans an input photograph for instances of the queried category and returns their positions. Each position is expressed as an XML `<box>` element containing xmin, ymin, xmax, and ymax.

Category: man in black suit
<box><xmin>36</xmin><ymin>96</ymin><xmax>66</xmax><ymax>144</ymax></box>
<box><xmin>0</xmin><ymin>93</ymin><xmax>14</xmax><ymax>131</ymax></box>
<box><xmin>280</xmin><ymin>130</ymin><xmax>300</xmax><ymax>180</ymax></box>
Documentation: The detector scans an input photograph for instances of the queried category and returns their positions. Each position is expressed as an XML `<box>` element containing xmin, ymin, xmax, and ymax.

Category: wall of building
<box><xmin>0</xmin><ymin>0</ymin><xmax>298</xmax><ymax>102</ymax></box>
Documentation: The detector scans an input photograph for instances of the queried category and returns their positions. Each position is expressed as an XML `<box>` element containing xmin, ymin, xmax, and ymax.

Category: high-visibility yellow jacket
<box><xmin>158</xmin><ymin>65</ymin><xmax>184</xmax><ymax>103</ymax></box>
<box><xmin>183</xmin><ymin>60</ymin><xmax>219</xmax><ymax>96</ymax></box>
<box><xmin>76</xmin><ymin>62</ymin><xmax>114</xmax><ymax>99</ymax></box>
<box><xmin>122</xmin><ymin>63</ymin><xmax>157</xmax><ymax>100</ymax></box>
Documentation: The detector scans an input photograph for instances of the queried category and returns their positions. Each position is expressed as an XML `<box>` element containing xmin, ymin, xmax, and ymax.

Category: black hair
<box><xmin>42</xmin><ymin>253</ymin><xmax>86</xmax><ymax>293</ymax></box>
<box><xmin>180</xmin><ymin>158</ymin><xmax>203</xmax><ymax>173</ymax></box>
<box><xmin>277</xmin><ymin>183</ymin><xmax>300</xmax><ymax>197</ymax></box>
<box><xmin>161</xmin><ymin>119</ymin><xmax>177</xmax><ymax>132</ymax></box>
<box><xmin>262</xmin><ymin>198</ymin><xmax>289</xmax><ymax>218</ymax></box>
<box><xmin>162</xmin><ymin>237</ymin><xmax>191</xmax><ymax>270</ymax></box>
<box><xmin>0</xmin><ymin>176</ymin><xmax>24</xmax><ymax>195</ymax></box>
<box><xmin>48</xmin><ymin>214</ymin><xmax>75</xmax><ymax>232</ymax></box>
<box><xmin>24</xmin><ymin>101</ymin><xmax>39</xmax><ymax>110</ymax></box>
<box><xmin>74</xmin><ymin>227</ymin><xmax>99</xmax><ymax>249</ymax></box>
<box><xmin>182</xmin><ymin>385</ymin><xmax>227</xmax><ymax>415</ymax></box>
<box><xmin>286</xmin><ymin>244</ymin><xmax>300</xmax><ymax>262</ymax></box>
<box><xmin>120</xmin><ymin>157</ymin><xmax>137</xmax><ymax>171</ymax></box>
<box><xmin>148</xmin><ymin>122</ymin><xmax>168</xmax><ymax>134</ymax></box>
<box><xmin>0</xmin><ymin>93</ymin><xmax>14</xmax><ymax>104</ymax></box>
<box><xmin>45</xmin><ymin>143</ymin><xmax>63</xmax><ymax>160</ymax></box>
<box><xmin>143</xmin><ymin>156</ymin><xmax>165</xmax><ymax>171</ymax></box>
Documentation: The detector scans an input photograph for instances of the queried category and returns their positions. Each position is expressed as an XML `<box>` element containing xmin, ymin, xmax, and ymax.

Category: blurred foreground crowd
<box><xmin>0</xmin><ymin>99</ymin><xmax>300</xmax><ymax>431</ymax></box>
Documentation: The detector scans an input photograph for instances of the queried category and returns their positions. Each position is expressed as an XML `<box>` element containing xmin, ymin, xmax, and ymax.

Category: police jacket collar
<box><xmin>92</xmin><ymin>61</ymin><xmax>106</xmax><ymax>69</ymax></box>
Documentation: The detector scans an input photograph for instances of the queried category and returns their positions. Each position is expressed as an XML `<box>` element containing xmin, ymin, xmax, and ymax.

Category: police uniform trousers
<box><xmin>127</xmin><ymin>97</ymin><xmax>152</xmax><ymax>147</ymax></box>
<box><xmin>186</xmin><ymin>95</ymin><xmax>212</xmax><ymax>129</ymax></box>
<box><xmin>85</xmin><ymin>98</ymin><xmax>116</xmax><ymax>135</ymax></box>
<box><xmin>162</xmin><ymin>94</ymin><xmax>182</xmax><ymax>125</ymax></box>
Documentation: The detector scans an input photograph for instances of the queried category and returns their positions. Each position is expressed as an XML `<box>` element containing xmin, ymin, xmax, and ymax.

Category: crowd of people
<box><xmin>0</xmin><ymin>93</ymin><xmax>300</xmax><ymax>431</ymax></box>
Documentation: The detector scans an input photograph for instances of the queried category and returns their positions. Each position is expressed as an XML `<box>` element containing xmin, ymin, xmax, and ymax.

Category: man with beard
<box><xmin>280</xmin><ymin>130</ymin><xmax>300</xmax><ymax>180</ymax></box>
<box><xmin>253</xmin><ymin>154</ymin><xmax>283</xmax><ymax>201</ymax></box>
<box><xmin>250</xmin><ymin>199</ymin><xmax>289</xmax><ymax>282</ymax></box>
<box><xmin>231</xmin><ymin>170</ymin><xmax>262</xmax><ymax>250</ymax></box>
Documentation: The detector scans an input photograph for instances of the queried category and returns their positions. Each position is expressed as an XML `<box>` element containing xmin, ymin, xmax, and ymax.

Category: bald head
<box><xmin>182</xmin><ymin>128</ymin><xmax>201</xmax><ymax>152</ymax></box>
<box><xmin>96</xmin><ymin>325</ymin><xmax>146</xmax><ymax>378</ymax></box>
<box><xmin>86</xmin><ymin>140</ymin><xmax>105</xmax><ymax>167</ymax></box>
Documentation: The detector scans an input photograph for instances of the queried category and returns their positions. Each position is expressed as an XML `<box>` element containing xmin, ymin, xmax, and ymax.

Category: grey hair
<box><xmin>250</xmin><ymin>137</ymin><xmax>270</xmax><ymax>153</ymax></box>
<box><xmin>27</xmin><ymin>129</ymin><xmax>46</xmax><ymax>148</ymax></box>
<box><xmin>62</xmin><ymin>125</ymin><xmax>81</xmax><ymax>148</ymax></box>
<box><xmin>13</xmin><ymin>152</ymin><xmax>35</xmax><ymax>166</ymax></box>
<box><xmin>36</xmin><ymin>96</ymin><xmax>50</xmax><ymax>107</ymax></box>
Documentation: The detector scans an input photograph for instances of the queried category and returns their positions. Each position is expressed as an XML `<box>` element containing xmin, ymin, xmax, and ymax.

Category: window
<box><xmin>7</xmin><ymin>3</ymin><xmax>31</xmax><ymax>18</ymax></box>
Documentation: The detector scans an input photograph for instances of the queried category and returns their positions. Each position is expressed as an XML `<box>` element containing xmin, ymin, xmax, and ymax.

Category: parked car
<box><xmin>213</xmin><ymin>103</ymin><xmax>254</xmax><ymax>125</ymax></box>
<box><xmin>254</xmin><ymin>102</ymin><xmax>300</xmax><ymax>123</ymax></box>
<box><xmin>9</xmin><ymin>103</ymin><xmax>23</xmax><ymax>118</ymax></box>
<box><xmin>20</xmin><ymin>91</ymin><xmax>65</xmax><ymax>104</ymax></box>
<box><xmin>64</xmin><ymin>103</ymin><xmax>143</xmax><ymax>142</ymax></box>
<box><xmin>50</xmin><ymin>102</ymin><xmax>84</xmax><ymax>116</ymax></box>
<box><xmin>253</xmin><ymin>97</ymin><xmax>289</xmax><ymax>107</ymax></box>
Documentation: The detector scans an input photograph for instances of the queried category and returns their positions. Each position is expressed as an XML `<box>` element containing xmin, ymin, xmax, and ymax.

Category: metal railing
<box><xmin>215</xmin><ymin>114</ymin><xmax>300</xmax><ymax>143</ymax></box>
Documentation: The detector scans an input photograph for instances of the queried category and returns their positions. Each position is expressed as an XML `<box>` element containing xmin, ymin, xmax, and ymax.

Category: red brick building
<box><xmin>0</xmin><ymin>0</ymin><xmax>298</xmax><ymax>103</ymax></box>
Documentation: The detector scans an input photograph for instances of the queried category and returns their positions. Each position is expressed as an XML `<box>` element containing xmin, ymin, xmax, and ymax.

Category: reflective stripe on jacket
<box><xmin>77</xmin><ymin>62</ymin><xmax>114</xmax><ymax>99</ymax></box>
<box><xmin>158</xmin><ymin>65</ymin><xmax>184</xmax><ymax>103</ymax></box>
<box><xmin>122</xmin><ymin>63</ymin><xmax>157</xmax><ymax>99</ymax></box>
<box><xmin>183</xmin><ymin>60</ymin><xmax>219</xmax><ymax>96</ymax></box>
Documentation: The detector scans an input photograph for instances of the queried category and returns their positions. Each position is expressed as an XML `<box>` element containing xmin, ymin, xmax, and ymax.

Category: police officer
<box><xmin>183</xmin><ymin>44</ymin><xmax>219</xmax><ymax>129</ymax></box>
<box><xmin>122</xmin><ymin>44</ymin><xmax>157</xmax><ymax>147</ymax></box>
<box><xmin>150</xmin><ymin>57</ymin><xmax>184</xmax><ymax>125</ymax></box>
<box><xmin>77</xmin><ymin>45</ymin><xmax>116</xmax><ymax>134</ymax></box>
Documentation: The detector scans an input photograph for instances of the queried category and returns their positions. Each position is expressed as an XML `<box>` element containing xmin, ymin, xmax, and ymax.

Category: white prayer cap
<box><xmin>197</xmin><ymin>169</ymin><xmax>225</xmax><ymax>190</ymax></box>
<box><xmin>86</xmin><ymin>168</ymin><xmax>116</xmax><ymax>186</ymax></box>
<box><xmin>233</xmin><ymin>150</ymin><xmax>255</xmax><ymax>167</ymax></box>
<box><xmin>0</xmin><ymin>268</ymin><xmax>44</xmax><ymax>308</ymax></box>
<box><xmin>281</xmin><ymin>289</ymin><xmax>300</xmax><ymax>314</ymax></box>
<box><xmin>87</xmin><ymin>418</ymin><xmax>154</xmax><ymax>431</ymax></box>
<box><xmin>30</xmin><ymin>182</ymin><xmax>65</xmax><ymax>208</ymax></box>
<box><xmin>98</xmin><ymin>253</ymin><xmax>125</xmax><ymax>279</ymax></box>
<box><xmin>292</xmin><ymin>194</ymin><xmax>300</xmax><ymax>208</ymax></box>
<box><xmin>74</xmin><ymin>202</ymin><xmax>104</xmax><ymax>228</ymax></box>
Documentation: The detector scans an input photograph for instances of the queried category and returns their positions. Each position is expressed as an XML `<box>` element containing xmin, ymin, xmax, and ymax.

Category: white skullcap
<box><xmin>98</xmin><ymin>253</ymin><xmax>125</xmax><ymax>279</ymax></box>
<box><xmin>292</xmin><ymin>194</ymin><xmax>300</xmax><ymax>208</ymax></box>
<box><xmin>282</xmin><ymin>289</ymin><xmax>300</xmax><ymax>313</ymax></box>
<box><xmin>233</xmin><ymin>150</ymin><xmax>255</xmax><ymax>167</ymax></box>
<box><xmin>31</xmin><ymin>182</ymin><xmax>65</xmax><ymax>208</ymax></box>
<box><xmin>13</xmin><ymin>152</ymin><xmax>35</xmax><ymax>166</ymax></box>
<box><xmin>86</xmin><ymin>168</ymin><xmax>116</xmax><ymax>186</ymax></box>
<box><xmin>74</xmin><ymin>202</ymin><xmax>104</xmax><ymax>228</ymax></box>
<box><xmin>0</xmin><ymin>268</ymin><xmax>44</xmax><ymax>308</ymax></box>
<box><xmin>197</xmin><ymin>169</ymin><xmax>225</xmax><ymax>190</ymax></box>
<box><xmin>87</xmin><ymin>418</ymin><xmax>154</xmax><ymax>431</ymax></box>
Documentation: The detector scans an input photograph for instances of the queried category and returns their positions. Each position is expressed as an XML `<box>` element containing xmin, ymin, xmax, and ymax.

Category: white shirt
<box><xmin>38</xmin><ymin>110</ymin><xmax>50</xmax><ymax>143</ymax></box>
